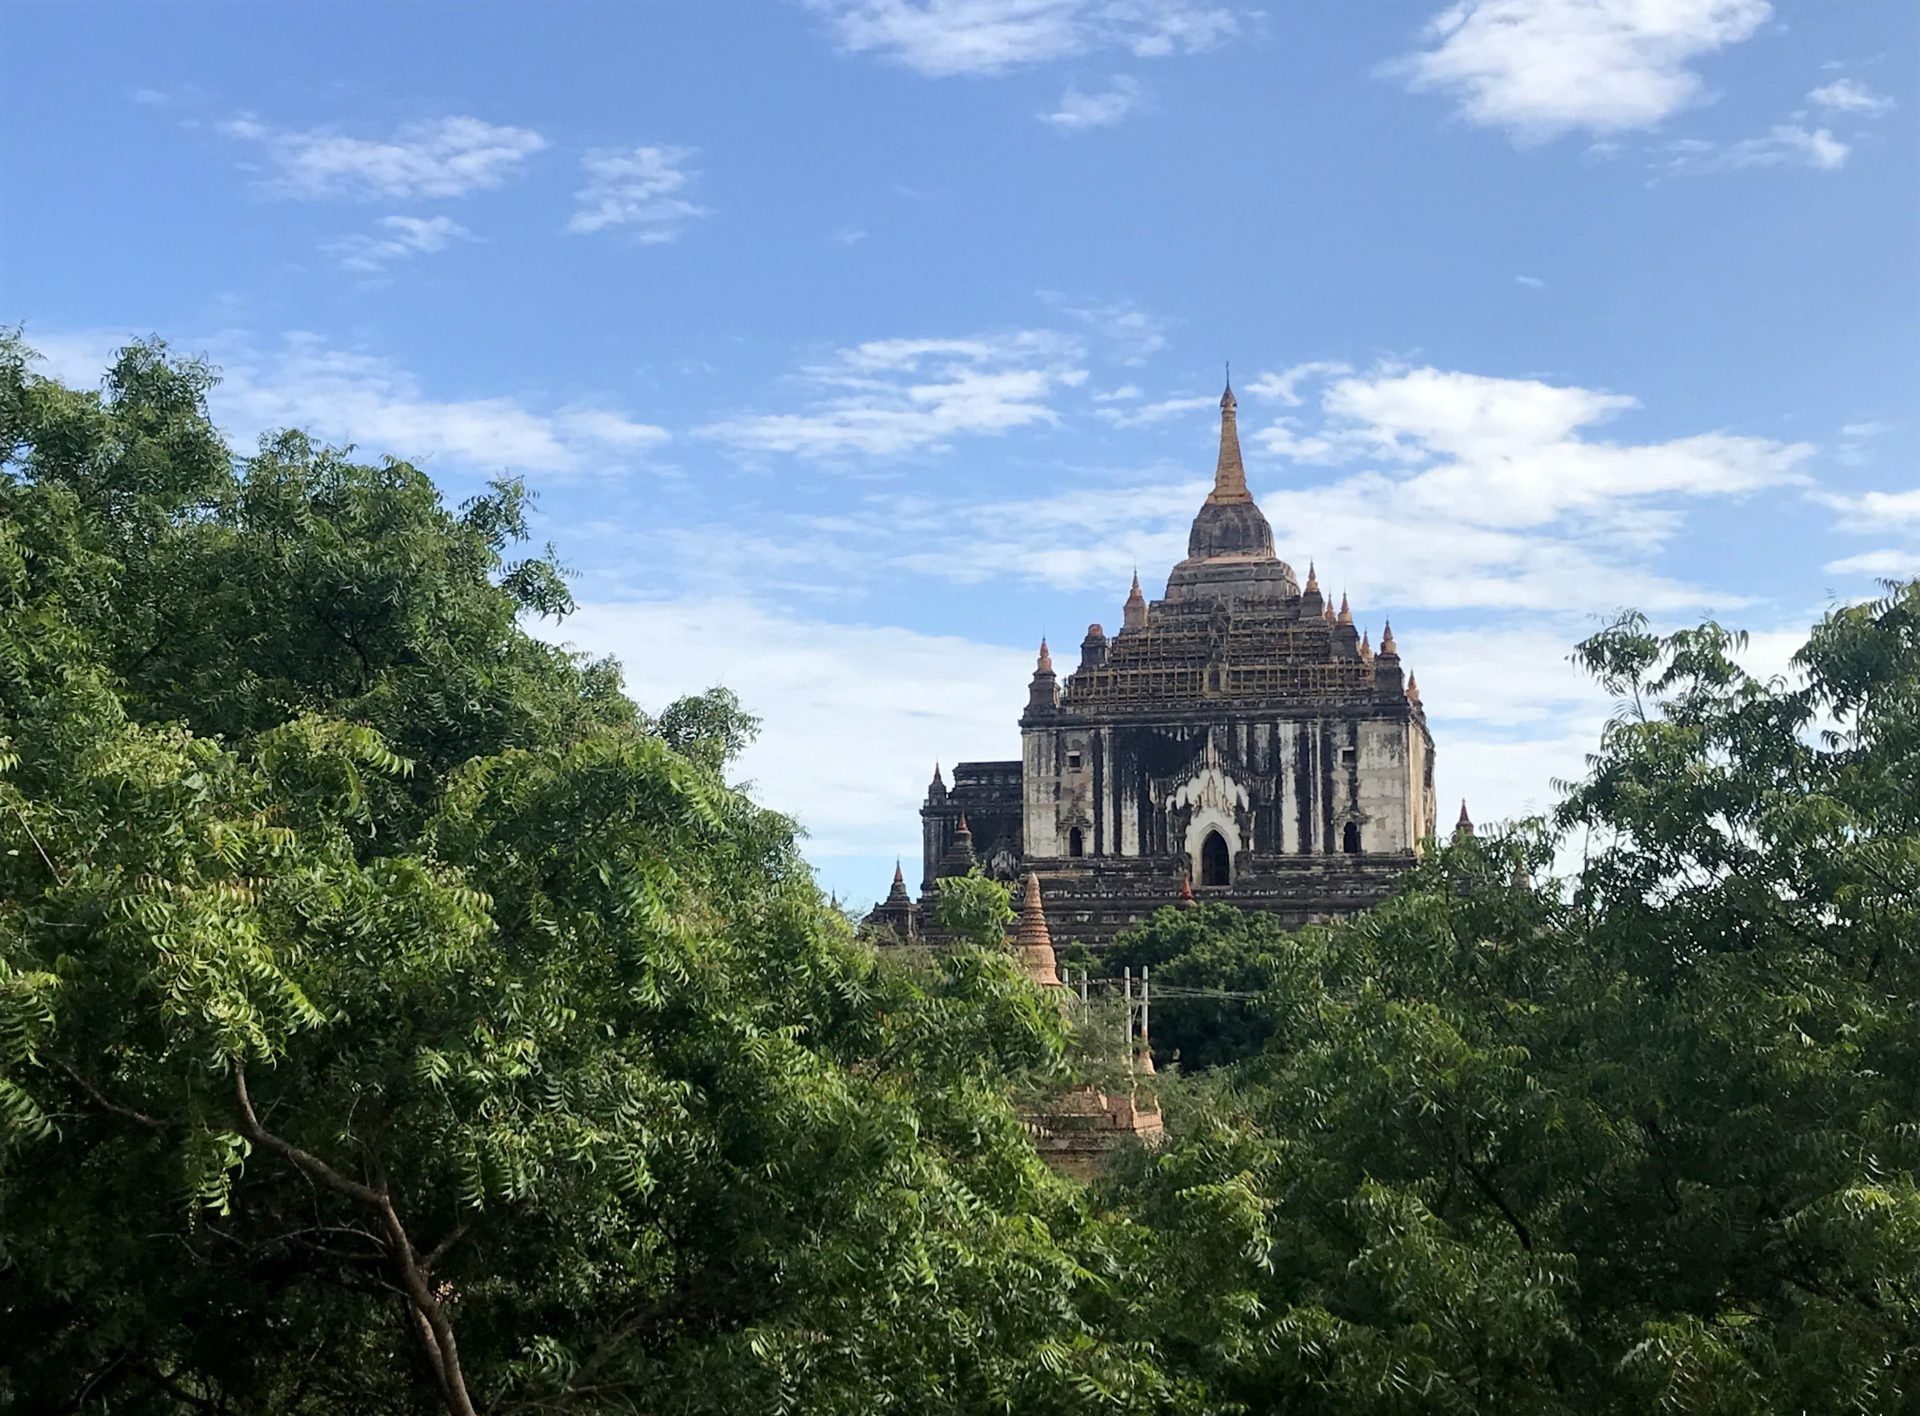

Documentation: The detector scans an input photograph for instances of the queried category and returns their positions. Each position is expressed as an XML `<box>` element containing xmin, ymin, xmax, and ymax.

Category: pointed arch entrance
<box><xmin>1200</xmin><ymin>830</ymin><xmax>1231</xmax><ymax>887</ymax></box>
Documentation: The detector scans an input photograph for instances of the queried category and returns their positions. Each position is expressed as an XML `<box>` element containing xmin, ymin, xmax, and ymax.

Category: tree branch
<box><xmin>1460</xmin><ymin>1155</ymin><xmax>1533</xmax><ymax>1252</ymax></box>
<box><xmin>232</xmin><ymin>1062</ymin><xmax>481</xmax><ymax>1416</ymax></box>
<box><xmin>51</xmin><ymin>1055</ymin><xmax>169</xmax><ymax>1131</ymax></box>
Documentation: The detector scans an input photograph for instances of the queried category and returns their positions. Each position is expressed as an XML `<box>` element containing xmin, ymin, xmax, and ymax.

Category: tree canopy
<box><xmin>4</xmin><ymin>335</ymin><xmax>1919</xmax><ymax>1414</ymax></box>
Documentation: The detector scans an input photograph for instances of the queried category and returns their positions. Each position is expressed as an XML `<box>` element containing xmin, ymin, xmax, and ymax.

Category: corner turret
<box><xmin>1027</xmin><ymin>637</ymin><xmax>1059</xmax><ymax>713</ymax></box>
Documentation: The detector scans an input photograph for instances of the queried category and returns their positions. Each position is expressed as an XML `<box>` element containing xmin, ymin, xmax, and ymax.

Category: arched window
<box><xmin>1200</xmin><ymin>830</ymin><xmax>1230</xmax><ymax>887</ymax></box>
<box><xmin>1068</xmin><ymin>827</ymin><xmax>1084</xmax><ymax>858</ymax></box>
<box><xmin>1342</xmin><ymin>821</ymin><xmax>1362</xmax><ymax>855</ymax></box>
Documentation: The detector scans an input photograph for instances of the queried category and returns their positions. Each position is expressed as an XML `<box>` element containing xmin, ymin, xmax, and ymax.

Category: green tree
<box><xmin>0</xmin><ymin>338</ymin><xmax>1164</xmax><ymax>1416</ymax></box>
<box><xmin>1103</xmin><ymin>590</ymin><xmax>1920</xmax><ymax>1413</ymax></box>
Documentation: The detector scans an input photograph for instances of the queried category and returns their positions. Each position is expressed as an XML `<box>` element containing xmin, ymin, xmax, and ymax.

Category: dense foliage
<box><xmin>4</xmin><ymin>336</ymin><xmax>1918</xmax><ymax>1414</ymax></box>
<box><xmin>0</xmin><ymin>338</ymin><xmax>1151</xmax><ymax>1415</ymax></box>
<box><xmin>1100</xmin><ymin>587</ymin><xmax>1920</xmax><ymax>1413</ymax></box>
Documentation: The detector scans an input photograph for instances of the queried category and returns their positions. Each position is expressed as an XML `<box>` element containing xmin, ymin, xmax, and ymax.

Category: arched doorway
<box><xmin>1342</xmin><ymin>821</ymin><xmax>1362</xmax><ymax>854</ymax></box>
<box><xmin>1200</xmin><ymin>830</ymin><xmax>1230</xmax><ymax>887</ymax></box>
<box><xmin>1068</xmin><ymin>827</ymin><xmax>1084</xmax><ymax>858</ymax></box>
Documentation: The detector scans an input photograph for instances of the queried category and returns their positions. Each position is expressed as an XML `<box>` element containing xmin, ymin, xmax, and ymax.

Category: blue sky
<box><xmin>6</xmin><ymin>0</ymin><xmax>1915</xmax><ymax>905</ymax></box>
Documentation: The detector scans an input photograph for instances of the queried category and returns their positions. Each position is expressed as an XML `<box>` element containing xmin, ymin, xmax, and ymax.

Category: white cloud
<box><xmin>750</xmin><ymin>361</ymin><xmax>1806</xmax><ymax>616</ymax></box>
<box><xmin>220</xmin><ymin>114</ymin><xmax>547</xmax><ymax>200</ymax></box>
<box><xmin>833</xmin><ymin>225</ymin><xmax>870</xmax><ymax>245</ymax></box>
<box><xmin>1824</xmin><ymin>549</ymin><xmax>1920</xmax><ymax>579</ymax></box>
<box><xmin>1243</xmin><ymin>360</ymin><xmax>1351</xmax><ymax>406</ymax></box>
<box><xmin>1393</xmin><ymin>0</ymin><xmax>1772</xmax><ymax>142</ymax></box>
<box><xmin>1095</xmin><ymin>391</ymin><xmax>1216</xmax><ymax>427</ymax></box>
<box><xmin>1515</xmin><ymin>273</ymin><xmax>1547</xmax><ymax>288</ymax></box>
<box><xmin>1093</xmin><ymin>383</ymin><xmax>1142</xmax><ymax>402</ymax></box>
<box><xmin>567</xmin><ymin>145</ymin><xmax>711</xmax><ymax>242</ymax></box>
<box><xmin>1258</xmin><ymin>366</ymin><xmax>1810</xmax><ymax>531</ymax></box>
<box><xmin>556</xmin><ymin>598</ymin><xmax>1030</xmax><ymax>860</ymax></box>
<box><xmin>1820</xmin><ymin>487</ymin><xmax>1920</xmax><ymax>531</ymax></box>
<box><xmin>22</xmin><ymin>327</ymin><xmax>668</xmax><ymax>476</ymax></box>
<box><xmin>1815</xmin><ymin>483</ymin><xmax>1920</xmax><ymax>583</ymax></box>
<box><xmin>1042</xmin><ymin>75</ymin><xmax>1143</xmax><ymax>130</ymax></box>
<box><xmin>1808</xmin><ymin>77</ymin><xmax>1894</xmax><ymax>115</ymax></box>
<box><xmin>325</xmin><ymin>214</ymin><xmax>475</xmax><ymax>273</ymax></box>
<box><xmin>1655</xmin><ymin>123</ymin><xmax>1849</xmax><ymax>174</ymax></box>
<box><xmin>1041</xmin><ymin>294</ymin><xmax>1170</xmax><ymax>365</ymax></box>
<box><xmin>807</xmin><ymin>0</ymin><xmax>1236</xmax><ymax>77</ymax></box>
<box><xmin>698</xmin><ymin>330</ymin><xmax>1087</xmax><ymax>459</ymax></box>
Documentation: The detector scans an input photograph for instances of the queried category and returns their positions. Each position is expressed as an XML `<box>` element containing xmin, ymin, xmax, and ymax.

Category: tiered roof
<box><xmin>1031</xmin><ymin>381</ymin><xmax>1418</xmax><ymax>717</ymax></box>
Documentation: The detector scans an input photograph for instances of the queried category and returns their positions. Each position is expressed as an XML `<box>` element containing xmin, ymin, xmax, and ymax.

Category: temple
<box><xmin>869</xmin><ymin>380</ymin><xmax>1439</xmax><ymax>948</ymax></box>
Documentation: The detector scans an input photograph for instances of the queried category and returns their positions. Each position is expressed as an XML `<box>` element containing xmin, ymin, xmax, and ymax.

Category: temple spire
<box><xmin>884</xmin><ymin>860</ymin><xmax>912</xmax><ymax>907</ymax></box>
<box><xmin>1013</xmin><ymin>872</ymin><xmax>1062</xmax><ymax>987</ymax></box>
<box><xmin>1037</xmin><ymin>636</ymin><xmax>1053</xmax><ymax>673</ymax></box>
<box><xmin>1455</xmin><ymin>800</ymin><xmax>1474</xmax><ymax>838</ymax></box>
<box><xmin>1208</xmin><ymin>378</ymin><xmax>1252</xmax><ymax>505</ymax></box>
<box><xmin>1123</xmin><ymin>569</ymin><xmax>1147</xmax><ymax>631</ymax></box>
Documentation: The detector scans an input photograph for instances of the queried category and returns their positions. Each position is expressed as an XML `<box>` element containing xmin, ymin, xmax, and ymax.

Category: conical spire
<box><xmin>1322</xmin><ymin>603</ymin><xmax>1335</xmax><ymax>625</ymax></box>
<box><xmin>1036</xmin><ymin>637</ymin><xmax>1053</xmax><ymax>674</ymax></box>
<box><xmin>1337</xmin><ymin>592</ymin><xmax>1352</xmax><ymax>626</ymax></box>
<box><xmin>1407</xmin><ymin>672</ymin><xmax>1422</xmax><ymax>704</ymax></box>
<box><xmin>1359</xmin><ymin>629</ymin><xmax>1374</xmax><ymax>662</ymax></box>
<box><xmin>1380</xmin><ymin>620</ymin><xmax>1397</xmax><ymax>656</ymax></box>
<box><xmin>1207</xmin><ymin>379</ymin><xmax>1252</xmax><ymax>505</ymax></box>
<box><xmin>1305</xmin><ymin>561</ymin><xmax>1319</xmax><ymax>593</ymax></box>
<box><xmin>1013</xmin><ymin>871</ymin><xmax>1061</xmax><ymax>987</ymax></box>
<box><xmin>884</xmin><ymin>860</ymin><xmax>912</xmax><ymax>907</ymax></box>
<box><xmin>955</xmin><ymin>810</ymin><xmax>972</xmax><ymax>840</ymax></box>
<box><xmin>932</xmin><ymin>761</ymin><xmax>944</xmax><ymax>788</ymax></box>
<box><xmin>1123</xmin><ymin>569</ymin><xmax>1147</xmax><ymax>630</ymax></box>
<box><xmin>1455</xmin><ymin>800</ymin><xmax>1474</xmax><ymax>838</ymax></box>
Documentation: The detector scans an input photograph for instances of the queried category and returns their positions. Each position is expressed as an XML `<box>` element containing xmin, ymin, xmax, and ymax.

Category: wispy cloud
<box><xmin>1514</xmin><ymin>273</ymin><xmax>1546</xmax><ymax>289</ymax></box>
<box><xmin>1094</xmin><ymin>391</ymin><xmax>1216</xmax><ymax>427</ymax></box>
<box><xmin>23</xmin><ymin>327</ymin><xmax>668</xmax><ymax>476</ymax></box>
<box><xmin>1255</xmin><ymin>364</ymin><xmax>1811</xmax><ymax>528</ymax></box>
<box><xmin>567</xmin><ymin>144</ymin><xmax>711</xmax><ymax>242</ymax></box>
<box><xmin>710</xmin><ymin>359</ymin><xmax>1809</xmax><ymax>617</ymax></box>
<box><xmin>325</xmin><ymin>214</ymin><xmax>475</xmax><ymax>273</ymax></box>
<box><xmin>1041</xmin><ymin>293</ymin><xmax>1170</xmax><ymax>365</ymax></box>
<box><xmin>220</xmin><ymin>114</ymin><xmax>547</xmax><ymax>200</ymax></box>
<box><xmin>1041</xmin><ymin>74</ymin><xmax>1142</xmax><ymax>130</ymax></box>
<box><xmin>1243</xmin><ymin>360</ymin><xmax>1352</xmax><ymax>406</ymax></box>
<box><xmin>1816</xmin><ymin>485</ymin><xmax>1920</xmax><ymax>584</ymax></box>
<box><xmin>1653</xmin><ymin>123</ymin><xmax>1849</xmax><ymax>175</ymax></box>
<box><xmin>699</xmin><ymin>331</ymin><xmax>1087</xmax><ymax>459</ymax></box>
<box><xmin>1391</xmin><ymin>0</ymin><xmax>1772</xmax><ymax>143</ymax></box>
<box><xmin>806</xmin><ymin>0</ymin><xmax>1235</xmax><ymax>77</ymax></box>
<box><xmin>1808</xmin><ymin>77</ymin><xmax>1895</xmax><ymax>115</ymax></box>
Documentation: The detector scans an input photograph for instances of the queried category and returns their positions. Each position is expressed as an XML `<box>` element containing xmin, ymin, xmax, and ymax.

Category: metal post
<box><xmin>1123</xmin><ymin>966</ymin><xmax>1133</xmax><ymax>1051</ymax></box>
